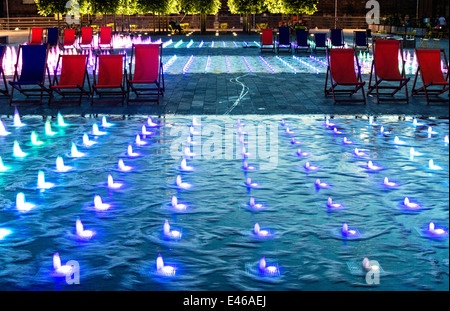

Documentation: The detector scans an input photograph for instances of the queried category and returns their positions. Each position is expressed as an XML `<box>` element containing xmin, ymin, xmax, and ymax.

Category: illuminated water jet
<box><xmin>37</xmin><ymin>170</ymin><xmax>54</xmax><ymax>189</ymax></box>
<box><xmin>76</xmin><ymin>218</ymin><xmax>95</xmax><ymax>240</ymax></box>
<box><xmin>163</xmin><ymin>220</ymin><xmax>182</xmax><ymax>239</ymax></box>
<box><xmin>16</xmin><ymin>192</ymin><xmax>35</xmax><ymax>212</ymax></box>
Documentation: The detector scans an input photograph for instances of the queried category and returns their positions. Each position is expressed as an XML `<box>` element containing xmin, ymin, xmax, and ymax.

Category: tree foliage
<box><xmin>34</xmin><ymin>0</ymin><xmax>68</xmax><ymax>15</ymax></box>
<box><xmin>138</xmin><ymin>0</ymin><xmax>181</xmax><ymax>14</ymax></box>
<box><xmin>265</xmin><ymin>0</ymin><xmax>318</xmax><ymax>15</ymax></box>
<box><xmin>90</xmin><ymin>0</ymin><xmax>121</xmax><ymax>14</ymax></box>
<box><xmin>280</xmin><ymin>0</ymin><xmax>318</xmax><ymax>15</ymax></box>
<box><xmin>117</xmin><ymin>0</ymin><xmax>141</xmax><ymax>15</ymax></box>
<box><xmin>179</xmin><ymin>0</ymin><xmax>222</xmax><ymax>15</ymax></box>
<box><xmin>227</xmin><ymin>0</ymin><xmax>266</xmax><ymax>14</ymax></box>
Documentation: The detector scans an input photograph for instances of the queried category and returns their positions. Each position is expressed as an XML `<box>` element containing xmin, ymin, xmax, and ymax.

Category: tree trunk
<box><xmin>158</xmin><ymin>14</ymin><xmax>161</xmax><ymax>33</ymax></box>
<box><xmin>128</xmin><ymin>15</ymin><xmax>131</xmax><ymax>32</ymax></box>
<box><xmin>153</xmin><ymin>14</ymin><xmax>156</xmax><ymax>33</ymax></box>
<box><xmin>113</xmin><ymin>14</ymin><xmax>116</xmax><ymax>32</ymax></box>
<box><xmin>200</xmin><ymin>13</ymin><xmax>206</xmax><ymax>33</ymax></box>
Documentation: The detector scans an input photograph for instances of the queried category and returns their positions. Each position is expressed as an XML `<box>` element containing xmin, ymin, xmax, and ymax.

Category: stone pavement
<box><xmin>0</xmin><ymin>32</ymin><xmax>448</xmax><ymax>118</ymax></box>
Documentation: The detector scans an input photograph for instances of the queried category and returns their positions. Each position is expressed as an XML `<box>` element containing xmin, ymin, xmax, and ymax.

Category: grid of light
<box><xmin>182</xmin><ymin>55</ymin><xmax>194</xmax><ymax>74</ymax></box>
<box><xmin>276</xmin><ymin>56</ymin><xmax>297</xmax><ymax>74</ymax></box>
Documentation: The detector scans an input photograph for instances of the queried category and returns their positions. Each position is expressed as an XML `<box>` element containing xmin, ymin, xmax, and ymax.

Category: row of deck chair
<box><xmin>0</xmin><ymin>44</ymin><xmax>164</xmax><ymax>106</ymax></box>
<box><xmin>28</xmin><ymin>27</ymin><xmax>113</xmax><ymax>51</ymax></box>
<box><xmin>325</xmin><ymin>40</ymin><xmax>449</xmax><ymax>105</ymax></box>
<box><xmin>261</xmin><ymin>28</ymin><xmax>370</xmax><ymax>54</ymax></box>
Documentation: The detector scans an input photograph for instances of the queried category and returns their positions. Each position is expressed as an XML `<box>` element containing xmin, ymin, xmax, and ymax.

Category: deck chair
<box><xmin>220</xmin><ymin>23</ymin><xmax>228</xmax><ymax>33</ymax></box>
<box><xmin>313</xmin><ymin>33</ymin><xmax>327</xmax><ymax>52</ymax></box>
<box><xmin>325</xmin><ymin>48</ymin><xmax>366</xmax><ymax>104</ymax></box>
<box><xmin>277</xmin><ymin>26</ymin><xmax>292</xmax><ymax>53</ymax></box>
<box><xmin>367</xmin><ymin>40</ymin><xmax>410</xmax><ymax>103</ymax></box>
<box><xmin>127</xmin><ymin>44</ymin><xmax>164</xmax><ymax>104</ymax></box>
<box><xmin>61</xmin><ymin>29</ymin><xmax>76</xmax><ymax>49</ymax></box>
<box><xmin>28</xmin><ymin>28</ymin><xmax>43</xmax><ymax>45</ymax></box>
<box><xmin>92</xmin><ymin>54</ymin><xmax>127</xmax><ymax>105</ymax></box>
<box><xmin>330</xmin><ymin>29</ymin><xmax>345</xmax><ymax>48</ymax></box>
<box><xmin>353</xmin><ymin>31</ymin><xmax>369</xmax><ymax>51</ymax></box>
<box><xmin>79</xmin><ymin>27</ymin><xmax>94</xmax><ymax>50</ymax></box>
<box><xmin>411</xmin><ymin>49</ymin><xmax>449</xmax><ymax>105</ymax></box>
<box><xmin>260</xmin><ymin>29</ymin><xmax>275</xmax><ymax>53</ymax></box>
<box><xmin>0</xmin><ymin>45</ymin><xmax>9</xmax><ymax>97</ymax></box>
<box><xmin>50</xmin><ymin>55</ymin><xmax>91</xmax><ymax>105</ymax></box>
<box><xmin>8</xmin><ymin>44</ymin><xmax>51</xmax><ymax>106</ymax></box>
<box><xmin>98</xmin><ymin>27</ymin><xmax>113</xmax><ymax>50</ymax></box>
<box><xmin>294</xmin><ymin>29</ymin><xmax>311</xmax><ymax>53</ymax></box>
<box><xmin>46</xmin><ymin>27</ymin><xmax>59</xmax><ymax>46</ymax></box>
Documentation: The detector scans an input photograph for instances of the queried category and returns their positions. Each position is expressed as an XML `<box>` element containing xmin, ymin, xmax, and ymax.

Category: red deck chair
<box><xmin>0</xmin><ymin>45</ymin><xmax>8</xmax><ymax>97</ymax></box>
<box><xmin>260</xmin><ymin>29</ymin><xmax>275</xmax><ymax>53</ymax></box>
<box><xmin>98</xmin><ymin>27</ymin><xmax>113</xmax><ymax>50</ymax></box>
<box><xmin>61</xmin><ymin>29</ymin><xmax>76</xmax><ymax>49</ymax></box>
<box><xmin>411</xmin><ymin>49</ymin><xmax>449</xmax><ymax>104</ymax></box>
<box><xmin>28</xmin><ymin>28</ymin><xmax>43</xmax><ymax>45</ymax></box>
<box><xmin>50</xmin><ymin>55</ymin><xmax>91</xmax><ymax>105</ymax></box>
<box><xmin>92</xmin><ymin>54</ymin><xmax>127</xmax><ymax>105</ymax></box>
<box><xmin>79</xmin><ymin>27</ymin><xmax>94</xmax><ymax>50</ymax></box>
<box><xmin>127</xmin><ymin>44</ymin><xmax>164</xmax><ymax>105</ymax></box>
<box><xmin>367</xmin><ymin>39</ymin><xmax>410</xmax><ymax>103</ymax></box>
<box><xmin>324</xmin><ymin>48</ymin><xmax>366</xmax><ymax>104</ymax></box>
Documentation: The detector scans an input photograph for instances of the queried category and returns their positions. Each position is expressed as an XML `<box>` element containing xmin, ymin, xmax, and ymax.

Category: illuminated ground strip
<box><xmin>182</xmin><ymin>55</ymin><xmax>194</xmax><ymax>74</ymax></box>
<box><xmin>211</xmin><ymin>41</ymin><xmax>215</xmax><ymax>48</ymax></box>
<box><xmin>162</xmin><ymin>39</ymin><xmax>173</xmax><ymax>48</ymax></box>
<box><xmin>293</xmin><ymin>55</ymin><xmax>320</xmax><ymax>74</ymax></box>
<box><xmin>186</xmin><ymin>39</ymin><xmax>194</xmax><ymax>48</ymax></box>
<box><xmin>233</xmin><ymin>41</ymin><xmax>238</xmax><ymax>48</ymax></box>
<box><xmin>223</xmin><ymin>41</ymin><xmax>226</xmax><ymax>48</ymax></box>
<box><xmin>242</xmin><ymin>56</ymin><xmax>253</xmax><ymax>74</ymax></box>
<box><xmin>259</xmin><ymin>56</ymin><xmax>275</xmax><ymax>74</ymax></box>
<box><xmin>309</xmin><ymin>55</ymin><xmax>328</xmax><ymax>67</ymax></box>
<box><xmin>198</xmin><ymin>40</ymin><xmax>204</xmax><ymax>48</ymax></box>
<box><xmin>205</xmin><ymin>55</ymin><xmax>211</xmax><ymax>73</ymax></box>
<box><xmin>276</xmin><ymin>56</ymin><xmax>297</xmax><ymax>74</ymax></box>
<box><xmin>163</xmin><ymin>55</ymin><xmax>177</xmax><ymax>71</ymax></box>
<box><xmin>225</xmin><ymin>56</ymin><xmax>231</xmax><ymax>74</ymax></box>
<box><xmin>253</xmin><ymin>41</ymin><xmax>261</xmax><ymax>47</ymax></box>
<box><xmin>174</xmin><ymin>40</ymin><xmax>183</xmax><ymax>48</ymax></box>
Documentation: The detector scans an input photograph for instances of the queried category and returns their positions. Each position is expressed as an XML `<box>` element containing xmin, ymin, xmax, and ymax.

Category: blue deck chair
<box><xmin>277</xmin><ymin>26</ymin><xmax>292</xmax><ymax>53</ymax></box>
<box><xmin>9</xmin><ymin>44</ymin><xmax>51</xmax><ymax>106</ymax></box>
<box><xmin>295</xmin><ymin>30</ymin><xmax>311</xmax><ymax>53</ymax></box>
<box><xmin>0</xmin><ymin>45</ymin><xmax>8</xmax><ymax>97</ymax></box>
<box><xmin>314</xmin><ymin>33</ymin><xmax>327</xmax><ymax>52</ymax></box>
<box><xmin>330</xmin><ymin>29</ymin><xmax>345</xmax><ymax>48</ymax></box>
<box><xmin>47</xmin><ymin>27</ymin><xmax>59</xmax><ymax>46</ymax></box>
<box><xmin>353</xmin><ymin>31</ymin><xmax>369</xmax><ymax>51</ymax></box>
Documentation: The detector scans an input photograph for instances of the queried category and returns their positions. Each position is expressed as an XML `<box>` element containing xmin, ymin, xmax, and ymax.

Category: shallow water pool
<box><xmin>0</xmin><ymin>114</ymin><xmax>448</xmax><ymax>290</ymax></box>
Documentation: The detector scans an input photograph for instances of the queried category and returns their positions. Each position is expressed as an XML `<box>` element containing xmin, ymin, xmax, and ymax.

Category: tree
<box><xmin>138</xmin><ymin>0</ymin><xmax>180</xmax><ymax>33</ymax></box>
<box><xmin>118</xmin><ymin>0</ymin><xmax>141</xmax><ymax>32</ymax></box>
<box><xmin>228</xmin><ymin>0</ymin><xmax>266</xmax><ymax>32</ymax></box>
<box><xmin>265</xmin><ymin>0</ymin><xmax>318</xmax><ymax>25</ymax></box>
<box><xmin>35</xmin><ymin>0</ymin><xmax>67</xmax><ymax>16</ymax></box>
<box><xmin>279</xmin><ymin>0</ymin><xmax>318</xmax><ymax>15</ymax></box>
<box><xmin>180</xmin><ymin>0</ymin><xmax>222</xmax><ymax>33</ymax></box>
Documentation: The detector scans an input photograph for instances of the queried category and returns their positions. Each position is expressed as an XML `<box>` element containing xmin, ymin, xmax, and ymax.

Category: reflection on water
<box><xmin>0</xmin><ymin>114</ymin><xmax>448</xmax><ymax>290</ymax></box>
